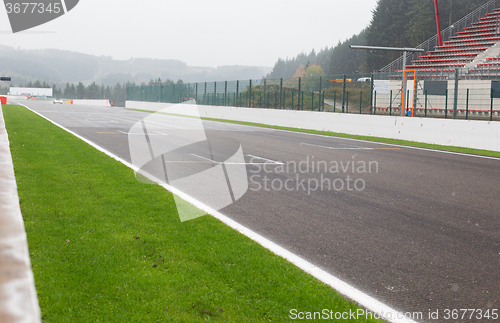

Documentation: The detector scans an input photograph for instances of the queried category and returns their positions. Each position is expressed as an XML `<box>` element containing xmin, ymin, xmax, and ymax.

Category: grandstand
<box><xmin>406</xmin><ymin>8</ymin><xmax>500</xmax><ymax>77</ymax></box>
<box><xmin>371</xmin><ymin>0</ymin><xmax>500</xmax><ymax>117</ymax></box>
<box><xmin>381</xmin><ymin>0</ymin><xmax>500</xmax><ymax>78</ymax></box>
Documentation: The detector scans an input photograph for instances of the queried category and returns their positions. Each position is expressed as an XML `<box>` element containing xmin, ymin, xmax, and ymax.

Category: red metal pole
<box><xmin>434</xmin><ymin>0</ymin><xmax>443</xmax><ymax>47</ymax></box>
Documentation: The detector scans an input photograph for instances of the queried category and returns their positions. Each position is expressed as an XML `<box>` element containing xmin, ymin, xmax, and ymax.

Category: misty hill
<box><xmin>0</xmin><ymin>45</ymin><xmax>271</xmax><ymax>86</ymax></box>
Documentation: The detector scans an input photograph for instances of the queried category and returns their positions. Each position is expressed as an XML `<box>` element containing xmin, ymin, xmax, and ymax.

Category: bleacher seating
<box><xmin>402</xmin><ymin>7</ymin><xmax>500</xmax><ymax>77</ymax></box>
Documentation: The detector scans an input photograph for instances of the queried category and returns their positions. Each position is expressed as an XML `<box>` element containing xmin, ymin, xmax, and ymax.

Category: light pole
<box><xmin>434</xmin><ymin>0</ymin><xmax>443</xmax><ymax>47</ymax></box>
<box><xmin>349</xmin><ymin>45</ymin><xmax>424</xmax><ymax>71</ymax></box>
<box><xmin>350</xmin><ymin>45</ymin><xmax>425</xmax><ymax>116</ymax></box>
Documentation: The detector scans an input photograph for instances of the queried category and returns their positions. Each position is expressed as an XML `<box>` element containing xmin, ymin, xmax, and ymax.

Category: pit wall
<box><xmin>126</xmin><ymin>101</ymin><xmax>500</xmax><ymax>152</ymax></box>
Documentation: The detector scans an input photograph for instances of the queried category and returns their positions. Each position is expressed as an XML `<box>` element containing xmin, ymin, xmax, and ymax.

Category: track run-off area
<box><xmin>18</xmin><ymin>101</ymin><xmax>500</xmax><ymax>323</ymax></box>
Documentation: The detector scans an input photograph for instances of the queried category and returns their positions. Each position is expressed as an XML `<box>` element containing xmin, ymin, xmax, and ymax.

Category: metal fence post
<box><xmin>203</xmin><ymin>82</ymin><xmax>207</xmax><ymax>105</ymax></box>
<box><xmin>414</xmin><ymin>71</ymin><xmax>419</xmax><ymax>116</ymax></box>
<box><xmin>298</xmin><ymin>77</ymin><xmax>302</xmax><ymax>110</ymax></box>
<box><xmin>445</xmin><ymin>89</ymin><xmax>448</xmax><ymax>118</ymax></box>
<box><xmin>263</xmin><ymin>79</ymin><xmax>267</xmax><ymax>108</ymax></box>
<box><xmin>195</xmin><ymin>83</ymin><xmax>198</xmax><ymax>103</ymax></box>
<box><xmin>407</xmin><ymin>90</ymin><xmax>410</xmax><ymax>116</ymax></box>
<box><xmin>360</xmin><ymin>91</ymin><xmax>363</xmax><ymax>114</ymax></box>
<box><xmin>491</xmin><ymin>88</ymin><xmax>494</xmax><ymax>121</ymax></box>
<box><xmin>224</xmin><ymin>81</ymin><xmax>227</xmax><ymax>106</ymax></box>
<box><xmin>373</xmin><ymin>91</ymin><xmax>377</xmax><ymax>115</ymax></box>
<box><xmin>236</xmin><ymin>80</ymin><xmax>239</xmax><ymax>107</ymax></box>
<box><xmin>279</xmin><ymin>78</ymin><xmax>283</xmax><ymax>109</ymax></box>
<box><xmin>369</xmin><ymin>73</ymin><xmax>374</xmax><ymax>114</ymax></box>
<box><xmin>453</xmin><ymin>68</ymin><xmax>459</xmax><ymax>119</ymax></box>
<box><xmin>322</xmin><ymin>91</ymin><xmax>325</xmax><ymax>111</ymax></box>
<box><xmin>346</xmin><ymin>91</ymin><xmax>349</xmax><ymax>113</ymax></box>
<box><xmin>249</xmin><ymin>79</ymin><xmax>252</xmax><ymax>108</ymax></box>
<box><xmin>389</xmin><ymin>90</ymin><xmax>393</xmax><ymax>116</ymax></box>
<box><xmin>334</xmin><ymin>91</ymin><xmax>336</xmax><ymax>112</ymax></box>
<box><xmin>213</xmin><ymin>82</ymin><xmax>216</xmax><ymax>106</ymax></box>
<box><xmin>466</xmin><ymin>88</ymin><xmax>469</xmax><ymax>120</ymax></box>
<box><xmin>342</xmin><ymin>74</ymin><xmax>346</xmax><ymax>113</ymax></box>
<box><xmin>318</xmin><ymin>76</ymin><xmax>322</xmax><ymax>111</ymax></box>
<box><xmin>425</xmin><ymin>90</ymin><xmax>428</xmax><ymax>117</ymax></box>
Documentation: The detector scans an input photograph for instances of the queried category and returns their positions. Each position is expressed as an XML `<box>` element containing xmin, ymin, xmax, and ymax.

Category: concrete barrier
<box><xmin>126</xmin><ymin>101</ymin><xmax>500</xmax><ymax>152</ymax></box>
<box><xmin>5</xmin><ymin>98</ymin><xmax>111</xmax><ymax>107</ymax></box>
<box><xmin>7</xmin><ymin>96</ymin><xmax>29</xmax><ymax>101</ymax></box>
<box><xmin>0</xmin><ymin>105</ymin><xmax>41</xmax><ymax>323</ymax></box>
<box><xmin>72</xmin><ymin>99</ymin><xmax>111</xmax><ymax>107</ymax></box>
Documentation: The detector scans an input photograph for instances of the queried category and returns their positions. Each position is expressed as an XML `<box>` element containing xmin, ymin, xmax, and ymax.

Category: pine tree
<box><xmin>76</xmin><ymin>82</ymin><xmax>85</xmax><ymax>99</ymax></box>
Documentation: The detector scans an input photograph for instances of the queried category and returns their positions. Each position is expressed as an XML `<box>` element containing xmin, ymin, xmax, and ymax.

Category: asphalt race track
<box><xmin>18</xmin><ymin>101</ymin><xmax>500</xmax><ymax>322</ymax></box>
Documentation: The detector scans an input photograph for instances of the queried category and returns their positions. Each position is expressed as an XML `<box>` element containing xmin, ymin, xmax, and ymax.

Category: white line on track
<box><xmin>245</xmin><ymin>154</ymin><xmax>284</xmax><ymax>164</ymax></box>
<box><xmin>301</xmin><ymin>142</ymin><xmax>374</xmax><ymax>150</ymax></box>
<box><xmin>190</xmin><ymin>154</ymin><xmax>279</xmax><ymax>166</ymax></box>
<box><xmin>118</xmin><ymin>130</ymin><xmax>168</xmax><ymax>136</ymax></box>
<box><xmin>85</xmin><ymin>119</ymin><xmax>118</xmax><ymax>123</ymax></box>
<box><xmin>16</xmin><ymin>102</ymin><xmax>417</xmax><ymax>323</ymax></box>
<box><xmin>191</xmin><ymin>154</ymin><xmax>216</xmax><ymax>163</ymax></box>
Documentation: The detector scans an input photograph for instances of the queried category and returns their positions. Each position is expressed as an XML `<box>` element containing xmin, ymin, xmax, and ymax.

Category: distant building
<box><xmin>8</xmin><ymin>87</ymin><xmax>53</xmax><ymax>97</ymax></box>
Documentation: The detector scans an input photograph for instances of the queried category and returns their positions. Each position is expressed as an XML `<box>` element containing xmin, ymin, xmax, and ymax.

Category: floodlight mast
<box><xmin>350</xmin><ymin>45</ymin><xmax>425</xmax><ymax>117</ymax></box>
<box><xmin>434</xmin><ymin>0</ymin><xmax>443</xmax><ymax>47</ymax></box>
<box><xmin>349</xmin><ymin>45</ymin><xmax>425</xmax><ymax>71</ymax></box>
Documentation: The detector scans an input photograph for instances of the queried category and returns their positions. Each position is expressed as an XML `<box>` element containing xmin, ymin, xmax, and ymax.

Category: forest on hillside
<box><xmin>1</xmin><ymin>79</ymin><xmax>128</xmax><ymax>105</ymax></box>
<box><xmin>267</xmin><ymin>0</ymin><xmax>491</xmax><ymax>79</ymax></box>
<box><xmin>0</xmin><ymin>45</ymin><xmax>271</xmax><ymax>89</ymax></box>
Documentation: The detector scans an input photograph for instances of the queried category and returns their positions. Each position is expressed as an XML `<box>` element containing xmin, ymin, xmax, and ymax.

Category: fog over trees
<box><xmin>267</xmin><ymin>0</ymin><xmax>491</xmax><ymax>78</ymax></box>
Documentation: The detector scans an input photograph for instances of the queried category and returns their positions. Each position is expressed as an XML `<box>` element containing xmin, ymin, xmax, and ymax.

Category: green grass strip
<box><xmin>3</xmin><ymin>104</ymin><xmax>383</xmax><ymax>322</ymax></box>
<box><xmin>127</xmin><ymin>108</ymin><xmax>500</xmax><ymax>158</ymax></box>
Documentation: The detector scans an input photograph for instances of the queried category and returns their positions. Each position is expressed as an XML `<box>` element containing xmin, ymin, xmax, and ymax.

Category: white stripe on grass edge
<box><xmin>16</xmin><ymin>102</ymin><xmax>417</xmax><ymax>323</ymax></box>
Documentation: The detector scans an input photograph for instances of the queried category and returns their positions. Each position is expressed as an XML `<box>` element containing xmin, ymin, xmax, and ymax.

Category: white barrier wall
<box><xmin>5</xmin><ymin>97</ymin><xmax>111</xmax><ymax>106</ymax></box>
<box><xmin>126</xmin><ymin>101</ymin><xmax>500</xmax><ymax>152</ymax></box>
<box><xmin>72</xmin><ymin>99</ymin><xmax>111</xmax><ymax>107</ymax></box>
<box><xmin>7</xmin><ymin>95</ymin><xmax>29</xmax><ymax>101</ymax></box>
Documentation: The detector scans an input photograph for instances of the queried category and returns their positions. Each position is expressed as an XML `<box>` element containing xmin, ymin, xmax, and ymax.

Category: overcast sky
<box><xmin>0</xmin><ymin>0</ymin><xmax>379</xmax><ymax>67</ymax></box>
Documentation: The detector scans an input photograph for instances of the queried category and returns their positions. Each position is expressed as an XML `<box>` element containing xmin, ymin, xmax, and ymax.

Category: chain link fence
<box><xmin>127</xmin><ymin>71</ymin><xmax>500</xmax><ymax>121</ymax></box>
